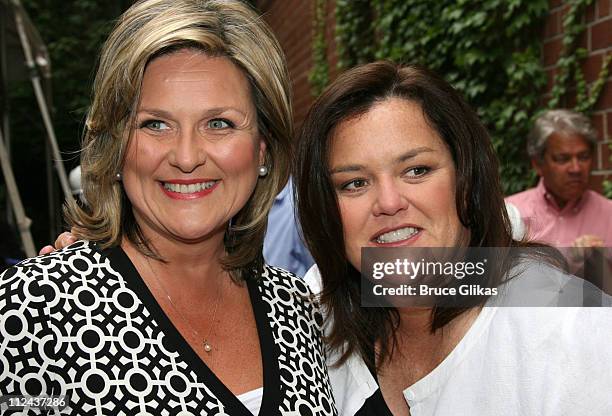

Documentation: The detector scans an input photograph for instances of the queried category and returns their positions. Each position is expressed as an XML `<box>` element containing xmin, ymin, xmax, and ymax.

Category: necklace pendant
<box><xmin>203</xmin><ymin>341</ymin><xmax>212</xmax><ymax>353</ymax></box>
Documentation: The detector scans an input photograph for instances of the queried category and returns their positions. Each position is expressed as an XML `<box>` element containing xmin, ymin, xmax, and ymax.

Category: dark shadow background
<box><xmin>2</xmin><ymin>0</ymin><xmax>133</xmax><ymax>257</ymax></box>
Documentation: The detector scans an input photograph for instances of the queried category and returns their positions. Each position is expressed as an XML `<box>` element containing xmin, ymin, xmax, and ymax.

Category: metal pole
<box><xmin>42</xmin><ymin>67</ymin><xmax>59</xmax><ymax>238</ymax></box>
<box><xmin>0</xmin><ymin>127</ymin><xmax>36</xmax><ymax>257</ymax></box>
<box><xmin>0</xmin><ymin>4</ymin><xmax>14</xmax><ymax>227</ymax></box>
<box><xmin>13</xmin><ymin>3</ymin><xmax>72</xmax><ymax>200</ymax></box>
<box><xmin>46</xmin><ymin>137</ymin><xmax>57</xmax><ymax>239</ymax></box>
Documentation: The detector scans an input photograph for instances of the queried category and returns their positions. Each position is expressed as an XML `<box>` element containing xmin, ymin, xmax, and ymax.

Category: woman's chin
<box><xmin>152</xmin><ymin>225</ymin><xmax>226</xmax><ymax>246</ymax></box>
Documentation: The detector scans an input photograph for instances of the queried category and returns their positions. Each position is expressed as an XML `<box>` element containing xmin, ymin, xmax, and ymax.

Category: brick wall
<box><xmin>543</xmin><ymin>0</ymin><xmax>612</xmax><ymax>190</ymax></box>
<box><xmin>257</xmin><ymin>0</ymin><xmax>612</xmax><ymax>190</ymax></box>
<box><xmin>257</xmin><ymin>0</ymin><xmax>312</xmax><ymax>126</ymax></box>
<box><xmin>257</xmin><ymin>0</ymin><xmax>337</xmax><ymax>128</ymax></box>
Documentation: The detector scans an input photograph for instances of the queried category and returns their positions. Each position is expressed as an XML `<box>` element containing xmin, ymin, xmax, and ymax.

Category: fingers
<box><xmin>38</xmin><ymin>232</ymin><xmax>78</xmax><ymax>256</ymax></box>
<box><xmin>573</xmin><ymin>234</ymin><xmax>604</xmax><ymax>248</ymax></box>
<box><xmin>583</xmin><ymin>235</ymin><xmax>604</xmax><ymax>247</ymax></box>
<box><xmin>55</xmin><ymin>232</ymin><xmax>77</xmax><ymax>250</ymax></box>
<box><xmin>38</xmin><ymin>245</ymin><xmax>56</xmax><ymax>256</ymax></box>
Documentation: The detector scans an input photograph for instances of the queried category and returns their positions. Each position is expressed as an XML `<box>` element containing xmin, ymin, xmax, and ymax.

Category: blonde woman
<box><xmin>0</xmin><ymin>1</ymin><xmax>335</xmax><ymax>415</ymax></box>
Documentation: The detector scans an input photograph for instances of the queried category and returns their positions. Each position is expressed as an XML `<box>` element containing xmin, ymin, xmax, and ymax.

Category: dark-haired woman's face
<box><xmin>328</xmin><ymin>98</ymin><xmax>468</xmax><ymax>271</ymax></box>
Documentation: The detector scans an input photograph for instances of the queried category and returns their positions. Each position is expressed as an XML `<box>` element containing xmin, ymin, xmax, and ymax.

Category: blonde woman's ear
<box><xmin>258</xmin><ymin>138</ymin><xmax>267</xmax><ymax>166</ymax></box>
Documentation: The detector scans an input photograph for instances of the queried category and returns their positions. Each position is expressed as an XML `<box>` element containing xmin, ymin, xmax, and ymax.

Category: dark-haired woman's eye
<box><xmin>405</xmin><ymin>166</ymin><xmax>430</xmax><ymax>177</ymax></box>
<box><xmin>342</xmin><ymin>179</ymin><xmax>368</xmax><ymax>191</ymax></box>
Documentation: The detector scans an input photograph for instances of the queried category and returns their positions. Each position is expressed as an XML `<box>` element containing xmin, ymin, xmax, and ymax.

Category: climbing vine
<box><xmin>335</xmin><ymin>0</ymin><xmax>375</xmax><ymax>68</ymax></box>
<box><xmin>605</xmin><ymin>144</ymin><xmax>612</xmax><ymax>197</ymax></box>
<box><xmin>310</xmin><ymin>0</ymin><xmax>611</xmax><ymax>196</ymax></box>
<box><xmin>547</xmin><ymin>0</ymin><xmax>611</xmax><ymax>113</ymax></box>
<box><xmin>546</xmin><ymin>0</ymin><xmax>612</xmax><ymax>197</ymax></box>
<box><xmin>309</xmin><ymin>0</ymin><xmax>330</xmax><ymax>96</ymax></box>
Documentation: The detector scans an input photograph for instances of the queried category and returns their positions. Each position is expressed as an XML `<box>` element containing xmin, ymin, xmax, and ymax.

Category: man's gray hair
<box><xmin>527</xmin><ymin>109</ymin><xmax>598</xmax><ymax>160</ymax></box>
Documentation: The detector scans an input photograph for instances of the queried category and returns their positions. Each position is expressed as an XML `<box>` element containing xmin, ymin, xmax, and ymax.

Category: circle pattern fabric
<box><xmin>0</xmin><ymin>241</ymin><xmax>336</xmax><ymax>415</ymax></box>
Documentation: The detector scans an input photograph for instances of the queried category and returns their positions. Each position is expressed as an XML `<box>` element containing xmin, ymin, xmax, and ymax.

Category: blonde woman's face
<box><xmin>122</xmin><ymin>50</ymin><xmax>265</xmax><ymax>245</ymax></box>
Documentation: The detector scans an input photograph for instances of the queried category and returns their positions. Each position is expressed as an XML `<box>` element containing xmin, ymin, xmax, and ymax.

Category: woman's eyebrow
<box><xmin>395</xmin><ymin>146</ymin><xmax>434</xmax><ymax>163</ymax></box>
<box><xmin>330</xmin><ymin>164</ymin><xmax>365</xmax><ymax>174</ymax></box>
<box><xmin>136</xmin><ymin>107</ymin><xmax>249</xmax><ymax>118</ymax></box>
<box><xmin>136</xmin><ymin>108</ymin><xmax>173</xmax><ymax>118</ymax></box>
<box><xmin>330</xmin><ymin>147</ymin><xmax>435</xmax><ymax>174</ymax></box>
<box><xmin>201</xmin><ymin>107</ymin><xmax>249</xmax><ymax>117</ymax></box>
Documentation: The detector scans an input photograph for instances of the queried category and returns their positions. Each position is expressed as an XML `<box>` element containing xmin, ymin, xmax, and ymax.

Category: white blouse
<box><xmin>305</xmin><ymin>263</ymin><xmax>612</xmax><ymax>416</ymax></box>
<box><xmin>237</xmin><ymin>387</ymin><xmax>263</xmax><ymax>415</ymax></box>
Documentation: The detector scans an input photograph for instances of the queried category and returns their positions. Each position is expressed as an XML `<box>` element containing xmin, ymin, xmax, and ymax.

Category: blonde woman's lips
<box><xmin>160</xmin><ymin>179</ymin><xmax>219</xmax><ymax>200</ymax></box>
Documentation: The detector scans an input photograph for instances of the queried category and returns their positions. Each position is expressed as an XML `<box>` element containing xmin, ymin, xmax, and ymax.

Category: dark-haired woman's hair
<box><xmin>294</xmin><ymin>61</ymin><xmax>524</xmax><ymax>371</ymax></box>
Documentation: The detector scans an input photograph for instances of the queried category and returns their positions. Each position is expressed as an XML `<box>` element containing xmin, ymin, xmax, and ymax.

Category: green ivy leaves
<box><xmin>309</xmin><ymin>0</ymin><xmax>330</xmax><ymax>96</ymax></box>
<box><xmin>309</xmin><ymin>0</ymin><xmax>610</xmax><ymax>196</ymax></box>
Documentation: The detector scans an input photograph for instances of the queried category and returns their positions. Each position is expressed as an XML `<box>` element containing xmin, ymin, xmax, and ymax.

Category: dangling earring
<box><xmin>115</xmin><ymin>172</ymin><xmax>122</xmax><ymax>181</ymax></box>
<box><xmin>258</xmin><ymin>165</ymin><xmax>268</xmax><ymax>177</ymax></box>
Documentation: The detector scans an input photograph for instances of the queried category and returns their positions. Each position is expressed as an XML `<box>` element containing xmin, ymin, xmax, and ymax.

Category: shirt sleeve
<box><xmin>0</xmin><ymin>262</ymin><xmax>67</xmax><ymax>414</ymax></box>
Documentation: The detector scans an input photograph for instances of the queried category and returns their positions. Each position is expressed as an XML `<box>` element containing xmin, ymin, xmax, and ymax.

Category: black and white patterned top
<box><xmin>0</xmin><ymin>241</ymin><xmax>336</xmax><ymax>415</ymax></box>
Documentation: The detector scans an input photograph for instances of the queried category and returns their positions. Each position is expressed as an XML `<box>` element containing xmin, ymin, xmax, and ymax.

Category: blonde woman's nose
<box><xmin>168</xmin><ymin>130</ymin><xmax>206</xmax><ymax>172</ymax></box>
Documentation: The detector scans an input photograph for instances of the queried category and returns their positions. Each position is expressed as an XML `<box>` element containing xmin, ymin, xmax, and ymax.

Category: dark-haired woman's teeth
<box><xmin>376</xmin><ymin>227</ymin><xmax>418</xmax><ymax>243</ymax></box>
<box><xmin>163</xmin><ymin>182</ymin><xmax>216</xmax><ymax>193</ymax></box>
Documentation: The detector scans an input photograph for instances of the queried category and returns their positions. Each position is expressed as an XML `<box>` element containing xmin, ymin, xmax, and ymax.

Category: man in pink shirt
<box><xmin>506</xmin><ymin>109</ymin><xmax>612</xmax><ymax>288</ymax></box>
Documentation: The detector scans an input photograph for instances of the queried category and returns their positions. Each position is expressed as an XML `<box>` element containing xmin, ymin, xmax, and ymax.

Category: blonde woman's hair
<box><xmin>65</xmin><ymin>0</ymin><xmax>293</xmax><ymax>280</ymax></box>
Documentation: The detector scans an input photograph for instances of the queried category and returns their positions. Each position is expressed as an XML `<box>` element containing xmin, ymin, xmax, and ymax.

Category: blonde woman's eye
<box><xmin>342</xmin><ymin>179</ymin><xmax>368</xmax><ymax>191</ymax></box>
<box><xmin>140</xmin><ymin>120</ymin><xmax>169</xmax><ymax>131</ymax></box>
<box><xmin>406</xmin><ymin>166</ymin><xmax>430</xmax><ymax>177</ymax></box>
<box><xmin>208</xmin><ymin>119</ymin><xmax>234</xmax><ymax>129</ymax></box>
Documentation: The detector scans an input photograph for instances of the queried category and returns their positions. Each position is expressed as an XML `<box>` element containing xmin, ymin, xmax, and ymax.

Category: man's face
<box><xmin>533</xmin><ymin>132</ymin><xmax>593</xmax><ymax>207</ymax></box>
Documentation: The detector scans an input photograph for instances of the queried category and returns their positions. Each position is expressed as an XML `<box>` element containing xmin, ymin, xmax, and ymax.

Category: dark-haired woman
<box><xmin>295</xmin><ymin>61</ymin><xmax>612</xmax><ymax>416</ymax></box>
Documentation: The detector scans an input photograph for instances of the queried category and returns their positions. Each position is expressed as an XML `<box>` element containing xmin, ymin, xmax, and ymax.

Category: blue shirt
<box><xmin>263</xmin><ymin>178</ymin><xmax>314</xmax><ymax>277</ymax></box>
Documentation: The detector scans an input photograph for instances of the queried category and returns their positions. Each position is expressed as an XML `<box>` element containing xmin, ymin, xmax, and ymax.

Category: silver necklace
<box><xmin>146</xmin><ymin>259</ymin><xmax>223</xmax><ymax>354</ymax></box>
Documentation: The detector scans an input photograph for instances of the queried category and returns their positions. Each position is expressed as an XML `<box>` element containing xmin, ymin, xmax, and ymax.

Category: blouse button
<box><xmin>404</xmin><ymin>389</ymin><xmax>416</xmax><ymax>401</ymax></box>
